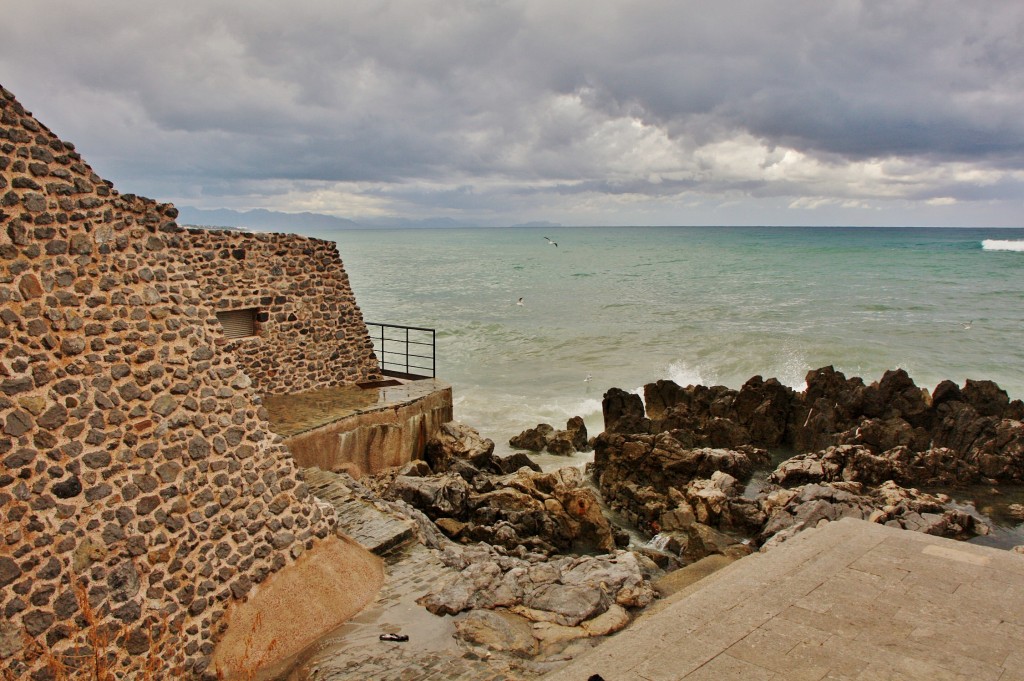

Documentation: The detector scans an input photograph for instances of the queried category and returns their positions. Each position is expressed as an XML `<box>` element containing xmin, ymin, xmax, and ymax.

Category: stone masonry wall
<box><xmin>178</xmin><ymin>229</ymin><xmax>380</xmax><ymax>395</ymax></box>
<box><xmin>0</xmin><ymin>86</ymin><xmax>338</xmax><ymax>678</ymax></box>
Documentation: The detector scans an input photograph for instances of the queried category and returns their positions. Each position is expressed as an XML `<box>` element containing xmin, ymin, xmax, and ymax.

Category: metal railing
<box><xmin>365</xmin><ymin>322</ymin><xmax>436</xmax><ymax>379</ymax></box>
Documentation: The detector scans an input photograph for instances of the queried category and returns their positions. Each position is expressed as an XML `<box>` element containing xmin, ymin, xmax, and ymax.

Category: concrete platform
<box><xmin>543</xmin><ymin>518</ymin><xmax>1024</xmax><ymax>681</ymax></box>
<box><xmin>263</xmin><ymin>378</ymin><xmax>453</xmax><ymax>477</ymax></box>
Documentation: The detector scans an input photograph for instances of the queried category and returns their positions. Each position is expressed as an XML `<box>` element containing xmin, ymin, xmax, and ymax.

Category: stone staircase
<box><xmin>303</xmin><ymin>467</ymin><xmax>417</xmax><ymax>555</ymax></box>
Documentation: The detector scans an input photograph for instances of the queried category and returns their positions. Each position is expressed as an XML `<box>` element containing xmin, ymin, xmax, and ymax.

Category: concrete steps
<box><xmin>303</xmin><ymin>467</ymin><xmax>417</xmax><ymax>555</ymax></box>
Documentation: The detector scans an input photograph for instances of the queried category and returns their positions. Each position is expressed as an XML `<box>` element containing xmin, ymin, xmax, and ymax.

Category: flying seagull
<box><xmin>544</xmin><ymin>236</ymin><xmax>558</xmax><ymax>247</ymax></box>
<box><xmin>516</xmin><ymin>297</ymin><xmax>524</xmax><ymax>306</ymax></box>
<box><xmin>961</xmin><ymin>320</ymin><xmax>973</xmax><ymax>330</ymax></box>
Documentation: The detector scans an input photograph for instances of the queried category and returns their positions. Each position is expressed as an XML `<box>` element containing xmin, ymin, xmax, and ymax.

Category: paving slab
<box><xmin>542</xmin><ymin>518</ymin><xmax>1024</xmax><ymax>681</ymax></box>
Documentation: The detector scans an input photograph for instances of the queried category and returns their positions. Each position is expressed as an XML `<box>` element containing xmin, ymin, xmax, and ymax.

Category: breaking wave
<box><xmin>982</xmin><ymin>239</ymin><xmax>1024</xmax><ymax>252</ymax></box>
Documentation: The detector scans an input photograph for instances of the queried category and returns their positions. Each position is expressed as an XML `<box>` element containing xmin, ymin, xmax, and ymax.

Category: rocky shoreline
<box><xmin>300</xmin><ymin>366</ymin><xmax>1024</xmax><ymax>677</ymax></box>
<box><xmin>592</xmin><ymin>366</ymin><xmax>1022</xmax><ymax>553</ymax></box>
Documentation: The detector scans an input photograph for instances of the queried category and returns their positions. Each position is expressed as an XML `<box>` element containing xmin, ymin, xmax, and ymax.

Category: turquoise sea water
<box><xmin>319</xmin><ymin>226</ymin><xmax>1024</xmax><ymax>453</ymax></box>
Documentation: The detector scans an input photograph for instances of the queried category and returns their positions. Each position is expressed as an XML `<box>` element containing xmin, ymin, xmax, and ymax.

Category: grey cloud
<box><xmin>2</xmin><ymin>0</ymin><xmax>1023</xmax><ymax>225</ymax></box>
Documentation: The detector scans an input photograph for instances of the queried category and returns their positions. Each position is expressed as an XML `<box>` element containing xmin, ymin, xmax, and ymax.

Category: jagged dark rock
<box><xmin>509</xmin><ymin>417</ymin><xmax>592</xmax><ymax>456</ymax></box>
<box><xmin>378</xmin><ymin>436</ymin><xmax>617</xmax><ymax>554</ymax></box>
<box><xmin>592</xmin><ymin>367</ymin><xmax>1018</xmax><ymax>551</ymax></box>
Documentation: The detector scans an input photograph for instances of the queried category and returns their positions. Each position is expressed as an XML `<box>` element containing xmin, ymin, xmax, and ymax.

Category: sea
<box><xmin>320</xmin><ymin>225</ymin><xmax>1024</xmax><ymax>545</ymax></box>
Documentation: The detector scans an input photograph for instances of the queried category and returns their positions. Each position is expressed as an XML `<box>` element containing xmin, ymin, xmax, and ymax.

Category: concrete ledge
<box><xmin>267</xmin><ymin>380</ymin><xmax>453</xmax><ymax>478</ymax></box>
<box><xmin>210</xmin><ymin>534</ymin><xmax>384</xmax><ymax>679</ymax></box>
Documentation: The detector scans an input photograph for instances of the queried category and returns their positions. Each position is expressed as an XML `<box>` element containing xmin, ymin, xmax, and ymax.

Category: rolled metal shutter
<box><xmin>216</xmin><ymin>308</ymin><xmax>257</xmax><ymax>339</ymax></box>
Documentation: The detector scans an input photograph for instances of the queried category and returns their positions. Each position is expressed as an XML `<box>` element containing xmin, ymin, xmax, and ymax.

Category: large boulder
<box><xmin>732</xmin><ymin>375</ymin><xmax>795</xmax><ymax>446</ymax></box>
<box><xmin>385</xmin><ymin>473</ymin><xmax>473</xmax><ymax>519</ymax></box>
<box><xmin>872</xmin><ymin>368</ymin><xmax>933</xmax><ymax>428</ymax></box>
<box><xmin>523</xmin><ymin>583</ymin><xmax>610</xmax><ymax>626</ymax></box>
<box><xmin>510</xmin><ymin>417</ymin><xmax>592</xmax><ymax>455</ymax></box>
<box><xmin>425</xmin><ymin>421</ymin><xmax>496</xmax><ymax>471</ymax></box>
<box><xmin>603</xmin><ymin>388</ymin><xmax>650</xmax><ymax>434</ymax></box>
<box><xmin>961</xmin><ymin>379</ymin><xmax>1011</xmax><ymax>418</ymax></box>
<box><xmin>492</xmin><ymin>451</ymin><xmax>543</xmax><ymax>474</ymax></box>
<box><xmin>455</xmin><ymin>609</ymin><xmax>539</xmax><ymax>658</ymax></box>
<box><xmin>566</xmin><ymin>416</ymin><xmax>590</xmax><ymax>452</ymax></box>
<box><xmin>509</xmin><ymin>423</ymin><xmax>554</xmax><ymax>451</ymax></box>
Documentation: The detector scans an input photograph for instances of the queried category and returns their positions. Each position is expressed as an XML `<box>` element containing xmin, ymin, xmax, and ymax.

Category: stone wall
<box><xmin>178</xmin><ymin>229</ymin><xmax>380</xmax><ymax>395</ymax></box>
<box><xmin>0</xmin><ymin>86</ymin><xmax>344</xmax><ymax>678</ymax></box>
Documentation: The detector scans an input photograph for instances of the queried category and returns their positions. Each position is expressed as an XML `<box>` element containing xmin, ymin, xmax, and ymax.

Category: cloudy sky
<box><xmin>3</xmin><ymin>1</ymin><xmax>1024</xmax><ymax>227</ymax></box>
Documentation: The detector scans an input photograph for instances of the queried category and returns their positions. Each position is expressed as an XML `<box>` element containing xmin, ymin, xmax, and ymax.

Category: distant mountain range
<box><xmin>177</xmin><ymin>207</ymin><xmax>561</xmax><ymax>231</ymax></box>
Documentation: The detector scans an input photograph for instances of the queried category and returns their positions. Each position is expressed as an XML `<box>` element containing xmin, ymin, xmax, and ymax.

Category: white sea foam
<box><xmin>665</xmin><ymin>360</ymin><xmax>710</xmax><ymax>388</ymax></box>
<box><xmin>543</xmin><ymin>396</ymin><xmax>603</xmax><ymax>420</ymax></box>
<box><xmin>982</xmin><ymin>239</ymin><xmax>1024</xmax><ymax>252</ymax></box>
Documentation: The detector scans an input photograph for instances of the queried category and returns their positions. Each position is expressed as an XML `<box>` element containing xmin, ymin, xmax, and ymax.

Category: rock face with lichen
<box><xmin>0</xmin><ymin>85</ymin><xmax>346</xmax><ymax>679</ymax></box>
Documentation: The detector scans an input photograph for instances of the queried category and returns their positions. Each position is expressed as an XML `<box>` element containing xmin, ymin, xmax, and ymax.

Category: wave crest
<box><xmin>982</xmin><ymin>239</ymin><xmax>1024</xmax><ymax>252</ymax></box>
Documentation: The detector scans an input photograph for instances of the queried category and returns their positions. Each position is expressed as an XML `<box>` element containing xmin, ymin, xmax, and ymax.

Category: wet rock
<box><xmin>510</xmin><ymin>424</ymin><xmax>553</xmax><ymax>452</ymax></box>
<box><xmin>425</xmin><ymin>421</ymin><xmax>495</xmax><ymax>471</ymax></box>
<box><xmin>757</xmin><ymin>480</ymin><xmax>988</xmax><ymax>548</ymax></box>
<box><xmin>492</xmin><ymin>452</ymin><xmax>541</xmax><ymax>474</ymax></box>
<box><xmin>874</xmin><ymin>368</ymin><xmax>932</xmax><ymax>428</ymax></box>
<box><xmin>455</xmin><ymin>609</ymin><xmax>539</xmax><ymax>657</ymax></box>
<box><xmin>602</xmin><ymin>388</ymin><xmax>649</xmax><ymax>434</ymax></box>
<box><xmin>385</xmin><ymin>474</ymin><xmax>472</xmax><ymax>520</ymax></box>
<box><xmin>420</xmin><ymin>544</ymin><xmax>655</xmax><ymax>638</ymax></box>
<box><xmin>524</xmin><ymin>583</ymin><xmax>609</xmax><ymax>626</ymax></box>
<box><xmin>511</xmin><ymin>417</ymin><xmax>591</xmax><ymax>456</ymax></box>
<box><xmin>385</xmin><ymin>463</ymin><xmax>617</xmax><ymax>554</ymax></box>
<box><xmin>417</xmin><ymin>561</ymin><xmax>506</xmax><ymax>615</ymax></box>
<box><xmin>566</xmin><ymin>416</ymin><xmax>590</xmax><ymax>452</ymax></box>
<box><xmin>545</xmin><ymin>431</ymin><xmax>578</xmax><ymax>456</ymax></box>
<box><xmin>835</xmin><ymin>417</ymin><xmax>930</xmax><ymax>453</ymax></box>
<box><xmin>961</xmin><ymin>379</ymin><xmax>1011</xmax><ymax>418</ymax></box>
<box><xmin>769</xmin><ymin>444</ymin><xmax>908</xmax><ymax>487</ymax></box>
<box><xmin>559</xmin><ymin>552</ymin><xmax>656</xmax><ymax>609</ymax></box>
<box><xmin>733</xmin><ymin>376</ymin><xmax>794</xmax><ymax>446</ymax></box>
<box><xmin>594</xmin><ymin>426</ymin><xmax>768</xmax><ymax>534</ymax></box>
<box><xmin>398</xmin><ymin>459</ymin><xmax>433</xmax><ymax>477</ymax></box>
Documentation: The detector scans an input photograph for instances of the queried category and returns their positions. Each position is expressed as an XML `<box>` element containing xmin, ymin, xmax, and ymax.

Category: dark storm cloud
<box><xmin>2</xmin><ymin>0</ymin><xmax>1023</xmax><ymax>225</ymax></box>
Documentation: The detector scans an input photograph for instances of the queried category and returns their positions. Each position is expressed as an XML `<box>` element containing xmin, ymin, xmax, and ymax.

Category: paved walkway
<box><xmin>543</xmin><ymin>518</ymin><xmax>1024</xmax><ymax>681</ymax></box>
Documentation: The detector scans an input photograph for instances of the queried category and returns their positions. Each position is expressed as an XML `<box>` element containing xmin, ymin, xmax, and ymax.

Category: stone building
<box><xmin>0</xmin><ymin>86</ymin><xmax>386</xmax><ymax>678</ymax></box>
<box><xmin>179</xmin><ymin>228</ymin><xmax>380</xmax><ymax>395</ymax></box>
